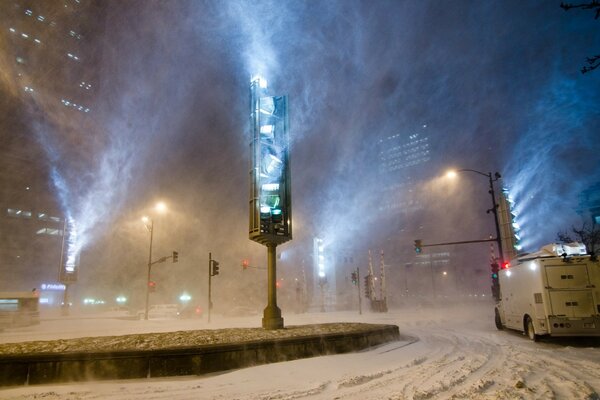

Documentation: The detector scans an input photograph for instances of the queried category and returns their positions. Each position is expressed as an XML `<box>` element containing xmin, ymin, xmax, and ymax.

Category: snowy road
<box><xmin>2</xmin><ymin>301</ymin><xmax>600</xmax><ymax>399</ymax></box>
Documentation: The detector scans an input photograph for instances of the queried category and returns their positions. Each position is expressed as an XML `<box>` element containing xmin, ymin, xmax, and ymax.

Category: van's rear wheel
<box><xmin>525</xmin><ymin>316</ymin><xmax>538</xmax><ymax>341</ymax></box>
<box><xmin>494</xmin><ymin>308</ymin><xmax>503</xmax><ymax>330</ymax></box>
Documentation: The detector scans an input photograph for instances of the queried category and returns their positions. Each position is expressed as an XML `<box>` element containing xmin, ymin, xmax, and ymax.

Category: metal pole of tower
<box><xmin>263</xmin><ymin>243</ymin><xmax>283</xmax><ymax>329</ymax></box>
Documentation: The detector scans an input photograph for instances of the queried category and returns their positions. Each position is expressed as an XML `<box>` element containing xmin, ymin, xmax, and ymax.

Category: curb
<box><xmin>0</xmin><ymin>324</ymin><xmax>399</xmax><ymax>386</ymax></box>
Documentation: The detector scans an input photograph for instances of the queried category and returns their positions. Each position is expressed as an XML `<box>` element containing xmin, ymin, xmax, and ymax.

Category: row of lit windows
<box><xmin>7</xmin><ymin>209</ymin><xmax>61</xmax><ymax>222</ymax></box>
<box><xmin>380</xmin><ymin>139</ymin><xmax>429</xmax><ymax>155</ymax></box>
<box><xmin>383</xmin><ymin>156</ymin><xmax>431</xmax><ymax>172</ymax></box>
<box><xmin>414</xmin><ymin>260</ymin><xmax>450</xmax><ymax>267</ymax></box>
<box><xmin>24</xmin><ymin>9</ymin><xmax>52</xmax><ymax>25</ymax></box>
<box><xmin>381</xmin><ymin>148</ymin><xmax>430</xmax><ymax>162</ymax></box>
<box><xmin>61</xmin><ymin>98</ymin><xmax>90</xmax><ymax>113</ymax></box>
<box><xmin>22</xmin><ymin>5</ymin><xmax>84</xmax><ymax>40</ymax></box>
<box><xmin>36</xmin><ymin>228</ymin><xmax>63</xmax><ymax>236</ymax></box>
<box><xmin>378</xmin><ymin>130</ymin><xmax>426</xmax><ymax>144</ymax></box>
<box><xmin>8</xmin><ymin>27</ymin><xmax>42</xmax><ymax>45</ymax></box>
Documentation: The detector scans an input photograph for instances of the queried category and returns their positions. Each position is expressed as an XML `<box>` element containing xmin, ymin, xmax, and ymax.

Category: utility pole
<box><xmin>144</xmin><ymin>219</ymin><xmax>154</xmax><ymax>321</ymax></box>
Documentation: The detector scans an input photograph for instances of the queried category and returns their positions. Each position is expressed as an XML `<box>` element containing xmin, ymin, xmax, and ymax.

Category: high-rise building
<box><xmin>377</xmin><ymin>126</ymin><xmax>430</xmax><ymax>215</ymax></box>
<box><xmin>0</xmin><ymin>0</ymin><xmax>105</xmax><ymax>302</ymax></box>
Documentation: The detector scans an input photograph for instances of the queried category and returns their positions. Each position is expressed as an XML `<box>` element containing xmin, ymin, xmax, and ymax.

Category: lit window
<box><xmin>49</xmin><ymin>216</ymin><xmax>61</xmax><ymax>222</ymax></box>
<box><xmin>9</xmin><ymin>28</ymin><xmax>15</xmax><ymax>33</ymax></box>
<box><xmin>21</xmin><ymin>33</ymin><xmax>29</xmax><ymax>39</ymax></box>
<box><xmin>7</xmin><ymin>208</ymin><xmax>32</xmax><ymax>218</ymax></box>
<box><xmin>37</xmin><ymin>15</ymin><xmax>45</xmax><ymax>22</ymax></box>
<box><xmin>36</xmin><ymin>228</ymin><xmax>62</xmax><ymax>236</ymax></box>
<box><xmin>34</xmin><ymin>38</ymin><xmax>41</xmax><ymax>44</ymax></box>
<box><xmin>25</xmin><ymin>9</ymin><xmax>33</xmax><ymax>16</ymax></box>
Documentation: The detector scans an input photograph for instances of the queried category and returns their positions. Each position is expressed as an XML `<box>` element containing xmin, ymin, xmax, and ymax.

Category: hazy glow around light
<box><xmin>179</xmin><ymin>293</ymin><xmax>191</xmax><ymax>302</ymax></box>
<box><xmin>446</xmin><ymin>170</ymin><xmax>457</xmax><ymax>179</ymax></box>
<box><xmin>506</xmin><ymin>270</ymin><xmax>512</xmax><ymax>277</ymax></box>
<box><xmin>155</xmin><ymin>202</ymin><xmax>167</xmax><ymax>213</ymax></box>
<box><xmin>251</xmin><ymin>75</ymin><xmax>267</xmax><ymax>88</ymax></box>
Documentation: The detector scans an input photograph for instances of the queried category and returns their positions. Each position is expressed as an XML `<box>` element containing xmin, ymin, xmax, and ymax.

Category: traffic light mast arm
<box><xmin>417</xmin><ymin>238</ymin><xmax>498</xmax><ymax>248</ymax></box>
<box><xmin>149</xmin><ymin>252</ymin><xmax>178</xmax><ymax>266</ymax></box>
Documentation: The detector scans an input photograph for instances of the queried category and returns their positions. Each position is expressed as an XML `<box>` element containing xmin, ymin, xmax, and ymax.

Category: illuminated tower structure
<box><xmin>498</xmin><ymin>188</ymin><xmax>522</xmax><ymax>262</ymax></box>
<box><xmin>0</xmin><ymin>1</ymin><xmax>105</xmax><ymax>302</ymax></box>
<box><xmin>249</xmin><ymin>76</ymin><xmax>292</xmax><ymax>329</ymax></box>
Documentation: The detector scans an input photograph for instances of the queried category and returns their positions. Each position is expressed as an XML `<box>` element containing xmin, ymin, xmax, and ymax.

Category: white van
<box><xmin>495</xmin><ymin>243</ymin><xmax>600</xmax><ymax>340</ymax></box>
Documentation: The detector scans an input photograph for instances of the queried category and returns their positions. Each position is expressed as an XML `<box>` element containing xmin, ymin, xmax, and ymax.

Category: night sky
<box><xmin>3</xmin><ymin>0</ymin><xmax>600</xmax><ymax>304</ymax></box>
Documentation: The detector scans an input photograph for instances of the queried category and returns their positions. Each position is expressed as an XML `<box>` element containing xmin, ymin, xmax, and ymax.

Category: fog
<box><xmin>2</xmin><ymin>1</ymin><xmax>600</xmax><ymax>315</ymax></box>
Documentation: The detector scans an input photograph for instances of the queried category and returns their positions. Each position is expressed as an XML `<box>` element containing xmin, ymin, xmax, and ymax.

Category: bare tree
<box><xmin>557</xmin><ymin>220</ymin><xmax>600</xmax><ymax>255</ymax></box>
<box><xmin>560</xmin><ymin>1</ymin><xmax>600</xmax><ymax>73</ymax></box>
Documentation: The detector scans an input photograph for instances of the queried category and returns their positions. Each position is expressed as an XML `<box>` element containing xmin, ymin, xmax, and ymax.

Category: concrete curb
<box><xmin>0</xmin><ymin>324</ymin><xmax>399</xmax><ymax>386</ymax></box>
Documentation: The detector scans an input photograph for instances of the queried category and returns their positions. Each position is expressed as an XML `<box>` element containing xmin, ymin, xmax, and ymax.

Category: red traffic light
<box><xmin>242</xmin><ymin>259</ymin><xmax>249</xmax><ymax>269</ymax></box>
<box><xmin>502</xmin><ymin>261</ymin><xmax>510</xmax><ymax>269</ymax></box>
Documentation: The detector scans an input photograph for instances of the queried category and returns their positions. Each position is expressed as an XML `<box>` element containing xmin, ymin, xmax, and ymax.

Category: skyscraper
<box><xmin>0</xmin><ymin>0</ymin><xmax>104</xmax><ymax>301</ymax></box>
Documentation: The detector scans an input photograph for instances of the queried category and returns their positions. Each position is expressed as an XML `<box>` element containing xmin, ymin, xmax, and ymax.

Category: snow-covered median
<box><xmin>0</xmin><ymin>323</ymin><xmax>393</xmax><ymax>355</ymax></box>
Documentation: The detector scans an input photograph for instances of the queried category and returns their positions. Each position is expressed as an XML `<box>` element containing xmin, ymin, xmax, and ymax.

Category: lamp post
<box><xmin>142</xmin><ymin>202</ymin><xmax>167</xmax><ymax>321</ymax></box>
<box><xmin>446</xmin><ymin>169</ymin><xmax>504</xmax><ymax>264</ymax></box>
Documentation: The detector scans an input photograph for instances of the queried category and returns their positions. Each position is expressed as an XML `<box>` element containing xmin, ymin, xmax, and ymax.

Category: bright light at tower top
<box><xmin>251</xmin><ymin>75</ymin><xmax>268</xmax><ymax>88</ymax></box>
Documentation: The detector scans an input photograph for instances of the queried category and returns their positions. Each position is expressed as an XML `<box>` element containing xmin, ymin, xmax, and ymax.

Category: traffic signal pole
<box><xmin>356</xmin><ymin>268</ymin><xmax>362</xmax><ymax>315</ymax></box>
<box><xmin>208</xmin><ymin>252</ymin><xmax>212</xmax><ymax>323</ymax></box>
<box><xmin>144</xmin><ymin>219</ymin><xmax>154</xmax><ymax>321</ymax></box>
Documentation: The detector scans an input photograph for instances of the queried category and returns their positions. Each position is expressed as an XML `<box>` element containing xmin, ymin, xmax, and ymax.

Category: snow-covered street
<box><xmin>2</xmin><ymin>301</ymin><xmax>600</xmax><ymax>399</ymax></box>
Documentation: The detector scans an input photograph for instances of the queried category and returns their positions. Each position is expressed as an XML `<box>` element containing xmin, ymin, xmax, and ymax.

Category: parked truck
<box><xmin>495</xmin><ymin>243</ymin><xmax>600</xmax><ymax>340</ymax></box>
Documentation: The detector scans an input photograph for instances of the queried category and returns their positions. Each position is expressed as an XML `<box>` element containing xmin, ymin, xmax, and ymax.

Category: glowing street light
<box><xmin>179</xmin><ymin>292</ymin><xmax>191</xmax><ymax>303</ymax></box>
<box><xmin>142</xmin><ymin>202</ymin><xmax>168</xmax><ymax>321</ymax></box>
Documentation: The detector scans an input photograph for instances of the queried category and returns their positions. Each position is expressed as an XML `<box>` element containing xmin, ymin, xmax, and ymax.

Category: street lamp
<box><xmin>446</xmin><ymin>169</ymin><xmax>504</xmax><ymax>264</ymax></box>
<box><xmin>142</xmin><ymin>202</ymin><xmax>167</xmax><ymax>321</ymax></box>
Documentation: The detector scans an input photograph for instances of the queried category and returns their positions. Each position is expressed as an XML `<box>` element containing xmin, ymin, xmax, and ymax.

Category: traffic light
<box><xmin>414</xmin><ymin>239</ymin><xmax>423</xmax><ymax>254</ymax></box>
<box><xmin>148</xmin><ymin>281</ymin><xmax>156</xmax><ymax>292</ymax></box>
<box><xmin>242</xmin><ymin>259</ymin><xmax>249</xmax><ymax>270</ymax></box>
<box><xmin>491</xmin><ymin>262</ymin><xmax>500</xmax><ymax>301</ymax></box>
<box><xmin>351</xmin><ymin>271</ymin><xmax>358</xmax><ymax>285</ymax></box>
<box><xmin>364</xmin><ymin>275</ymin><xmax>372</xmax><ymax>299</ymax></box>
<box><xmin>211</xmin><ymin>260</ymin><xmax>220</xmax><ymax>276</ymax></box>
<box><xmin>491</xmin><ymin>262</ymin><xmax>499</xmax><ymax>279</ymax></box>
<box><xmin>172</xmin><ymin>251</ymin><xmax>178</xmax><ymax>263</ymax></box>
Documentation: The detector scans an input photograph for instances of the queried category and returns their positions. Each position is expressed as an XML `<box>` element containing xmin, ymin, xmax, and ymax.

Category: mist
<box><xmin>2</xmin><ymin>0</ymin><xmax>599</xmax><ymax>313</ymax></box>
